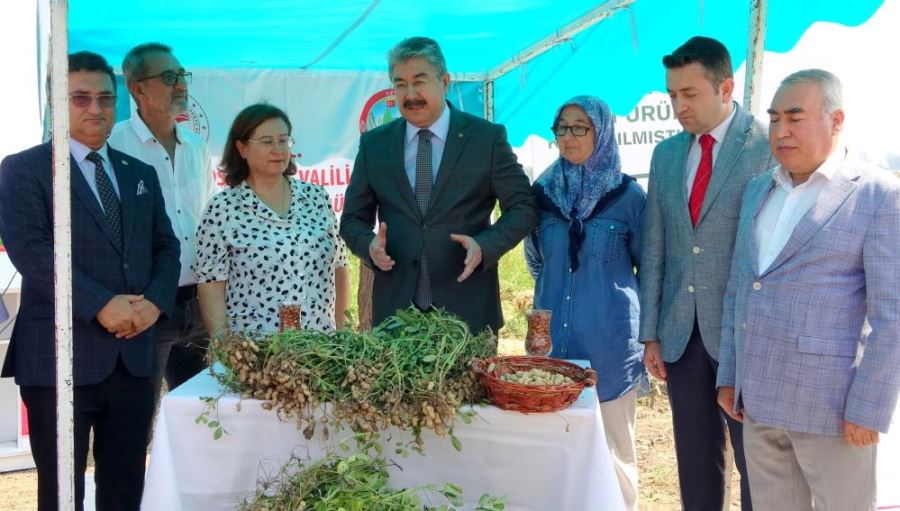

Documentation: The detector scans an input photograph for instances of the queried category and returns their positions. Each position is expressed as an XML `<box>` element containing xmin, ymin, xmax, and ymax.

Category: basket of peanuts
<box><xmin>471</xmin><ymin>356</ymin><xmax>598</xmax><ymax>413</ymax></box>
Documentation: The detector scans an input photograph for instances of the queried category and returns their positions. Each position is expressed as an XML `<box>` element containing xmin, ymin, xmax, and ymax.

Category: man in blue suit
<box><xmin>639</xmin><ymin>36</ymin><xmax>773</xmax><ymax>510</ymax></box>
<box><xmin>717</xmin><ymin>69</ymin><xmax>900</xmax><ymax>510</ymax></box>
<box><xmin>0</xmin><ymin>51</ymin><xmax>180</xmax><ymax>511</ymax></box>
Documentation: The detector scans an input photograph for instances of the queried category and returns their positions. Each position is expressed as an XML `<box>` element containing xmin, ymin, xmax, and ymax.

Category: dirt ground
<box><xmin>0</xmin><ymin>342</ymin><xmax>742</xmax><ymax>510</ymax></box>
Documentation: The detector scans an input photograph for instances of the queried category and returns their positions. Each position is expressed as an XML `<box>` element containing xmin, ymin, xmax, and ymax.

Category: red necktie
<box><xmin>688</xmin><ymin>133</ymin><xmax>715</xmax><ymax>226</ymax></box>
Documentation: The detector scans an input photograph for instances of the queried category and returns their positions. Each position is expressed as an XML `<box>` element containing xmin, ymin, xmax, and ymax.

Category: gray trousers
<box><xmin>743</xmin><ymin>413</ymin><xmax>877</xmax><ymax>511</ymax></box>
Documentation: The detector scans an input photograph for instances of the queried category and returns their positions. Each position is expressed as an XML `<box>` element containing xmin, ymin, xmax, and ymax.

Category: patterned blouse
<box><xmin>194</xmin><ymin>178</ymin><xmax>348</xmax><ymax>334</ymax></box>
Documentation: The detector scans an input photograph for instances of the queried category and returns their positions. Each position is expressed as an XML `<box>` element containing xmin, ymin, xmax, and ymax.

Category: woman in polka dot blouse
<box><xmin>194</xmin><ymin>103</ymin><xmax>350</xmax><ymax>336</ymax></box>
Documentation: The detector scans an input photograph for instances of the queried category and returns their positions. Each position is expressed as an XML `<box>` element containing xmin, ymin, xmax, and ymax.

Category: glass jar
<box><xmin>524</xmin><ymin>309</ymin><xmax>552</xmax><ymax>356</ymax></box>
<box><xmin>279</xmin><ymin>302</ymin><xmax>302</xmax><ymax>332</ymax></box>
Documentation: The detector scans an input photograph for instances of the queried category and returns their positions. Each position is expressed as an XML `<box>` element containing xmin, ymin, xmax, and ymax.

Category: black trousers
<box><xmin>665</xmin><ymin>320</ymin><xmax>752</xmax><ymax>511</ymax></box>
<box><xmin>153</xmin><ymin>288</ymin><xmax>209</xmax><ymax>400</ymax></box>
<box><xmin>20</xmin><ymin>357</ymin><xmax>155</xmax><ymax>511</ymax></box>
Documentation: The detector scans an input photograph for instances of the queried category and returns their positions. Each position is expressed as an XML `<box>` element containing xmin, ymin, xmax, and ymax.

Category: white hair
<box><xmin>779</xmin><ymin>68</ymin><xmax>843</xmax><ymax>114</ymax></box>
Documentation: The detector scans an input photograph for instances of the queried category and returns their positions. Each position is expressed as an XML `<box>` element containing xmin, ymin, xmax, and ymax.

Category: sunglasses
<box><xmin>139</xmin><ymin>71</ymin><xmax>192</xmax><ymax>86</ymax></box>
<box><xmin>69</xmin><ymin>94</ymin><xmax>117</xmax><ymax>109</ymax></box>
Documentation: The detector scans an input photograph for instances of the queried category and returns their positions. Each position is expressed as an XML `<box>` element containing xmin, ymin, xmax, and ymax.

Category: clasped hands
<box><xmin>368</xmin><ymin>223</ymin><xmax>482</xmax><ymax>282</ymax></box>
<box><xmin>96</xmin><ymin>294</ymin><xmax>161</xmax><ymax>339</ymax></box>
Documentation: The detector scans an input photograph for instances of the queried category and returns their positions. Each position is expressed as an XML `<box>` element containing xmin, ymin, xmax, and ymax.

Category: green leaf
<box><xmin>450</xmin><ymin>435</ymin><xmax>463</xmax><ymax>452</ymax></box>
<box><xmin>212</xmin><ymin>427</ymin><xmax>223</xmax><ymax>440</ymax></box>
<box><xmin>422</xmin><ymin>354</ymin><xmax>437</xmax><ymax>363</ymax></box>
<box><xmin>373</xmin><ymin>442</ymin><xmax>383</xmax><ymax>454</ymax></box>
<box><xmin>207</xmin><ymin>421</ymin><xmax>219</xmax><ymax>428</ymax></box>
<box><xmin>336</xmin><ymin>460</ymin><xmax>348</xmax><ymax>474</ymax></box>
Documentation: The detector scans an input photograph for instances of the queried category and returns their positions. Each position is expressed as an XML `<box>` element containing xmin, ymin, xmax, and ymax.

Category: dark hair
<box><xmin>122</xmin><ymin>42</ymin><xmax>173</xmax><ymax>83</ymax></box>
<box><xmin>662</xmin><ymin>36</ymin><xmax>733</xmax><ymax>88</ymax></box>
<box><xmin>221</xmin><ymin>103</ymin><xmax>296</xmax><ymax>187</ymax></box>
<box><xmin>69</xmin><ymin>51</ymin><xmax>116</xmax><ymax>89</ymax></box>
<box><xmin>387</xmin><ymin>36</ymin><xmax>448</xmax><ymax>79</ymax></box>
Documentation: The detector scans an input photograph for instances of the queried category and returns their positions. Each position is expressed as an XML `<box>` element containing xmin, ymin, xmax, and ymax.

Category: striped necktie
<box><xmin>414</xmin><ymin>129</ymin><xmax>433</xmax><ymax>309</ymax></box>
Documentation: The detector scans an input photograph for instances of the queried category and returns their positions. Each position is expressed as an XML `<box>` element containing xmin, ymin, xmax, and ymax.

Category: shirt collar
<box><xmin>405</xmin><ymin>101</ymin><xmax>451</xmax><ymax>144</ymax></box>
<box><xmin>129</xmin><ymin>111</ymin><xmax>183</xmax><ymax>145</ymax></box>
<box><xmin>68</xmin><ymin>138</ymin><xmax>110</xmax><ymax>165</ymax></box>
<box><xmin>697</xmin><ymin>101</ymin><xmax>737</xmax><ymax>145</ymax></box>
<box><xmin>772</xmin><ymin>147</ymin><xmax>846</xmax><ymax>190</ymax></box>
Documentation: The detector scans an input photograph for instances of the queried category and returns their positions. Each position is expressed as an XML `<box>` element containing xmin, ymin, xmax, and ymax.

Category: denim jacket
<box><xmin>524</xmin><ymin>176</ymin><xmax>646</xmax><ymax>402</ymax></box>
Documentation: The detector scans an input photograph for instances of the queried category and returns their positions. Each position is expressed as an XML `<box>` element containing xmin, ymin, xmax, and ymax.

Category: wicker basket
<box><xmin>471</xmin><ymin>356</ymin><xmax>598</xmax><ymax>413</ymax></box>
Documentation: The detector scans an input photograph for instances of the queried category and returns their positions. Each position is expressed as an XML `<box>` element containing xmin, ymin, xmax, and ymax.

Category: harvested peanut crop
<box><xmin>208</xmin><ymin>307</ymin><xmax>498</xmax><ymax>451</ymax></box>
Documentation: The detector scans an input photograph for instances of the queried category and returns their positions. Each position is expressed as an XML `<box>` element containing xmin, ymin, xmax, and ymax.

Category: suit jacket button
<box><xmin>687</xmin><ymin>285</ymin><xmax>695</xmax><ymax>293</ymax></box>
<box><xmin>422</xmin><ymin>224</ymin><xmax>428</xmax><ymax>231</ymax></box>
<box><xmin>692</xmin><ymin>246</ymin><xmax>701</xmax><ymax>254</ymax></box>
<box><xmin>123</xmin><ymin>263</ymin><xmax>130</xmax><ymax>269</ymax></box>
<box><xmin>752</xmin><ymin>282</ymin><xmax>762</xmax><ymax>291</ymax></box>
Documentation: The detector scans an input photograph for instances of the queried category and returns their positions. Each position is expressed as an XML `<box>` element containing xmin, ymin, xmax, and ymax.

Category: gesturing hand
<box><xmin>368</xmin><ymin>222</ymin><xmax>395</xmax><ymax>271</ymax></box>
<box><xmin>449</xmin><ymin>234</ymin><xmax>482</xmax><ymax>282</ymax></box>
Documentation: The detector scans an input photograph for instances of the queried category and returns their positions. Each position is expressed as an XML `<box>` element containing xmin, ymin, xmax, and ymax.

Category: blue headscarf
<box><xmin>535</xmin><ymin>95</ymin><xmax>624</xmax><ymax>271</ymax></box>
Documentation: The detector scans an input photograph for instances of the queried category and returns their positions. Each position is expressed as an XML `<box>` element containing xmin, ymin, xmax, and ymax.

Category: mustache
<box><xmin>403</xmin><ymin>99</ymin><xmax>427</xmax><ymax>109</ymax></box>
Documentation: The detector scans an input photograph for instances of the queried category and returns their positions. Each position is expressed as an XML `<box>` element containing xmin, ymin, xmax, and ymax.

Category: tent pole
<box><xmin>484</xmin><ymin>0</ymin><xmax>634</xmax><ymax>82</ymax></box>
<box><xmin>744</xmin><ymin>0</ymin><xmax>768</xmax><ymax>115</ymax></box>
<box><xmin>484</xmin><ymin>80</ymin><xmax>494</xmax><ymax>122</ymax></box>
<box><xmin>49</xmin><ymin>1</ymin><xmax>75</xmax><ymax>509</ymax></box>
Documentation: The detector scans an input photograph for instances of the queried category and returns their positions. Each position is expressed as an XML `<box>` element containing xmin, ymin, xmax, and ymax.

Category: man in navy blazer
<box><xmin>0</xmin><ymin>52</ymin><xmax>180</xmax><ymax>511</ymax></box>
<box><xmin>340</xmin><ymin>37</ymin><xmax>537</xmax><ymax>333</ymax></box>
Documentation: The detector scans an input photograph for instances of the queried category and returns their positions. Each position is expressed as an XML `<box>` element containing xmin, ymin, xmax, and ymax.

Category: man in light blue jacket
<box><xmin>716</xmin><ymin>69</ymin><xmax>900</xmax><ymax>510</ymax></box>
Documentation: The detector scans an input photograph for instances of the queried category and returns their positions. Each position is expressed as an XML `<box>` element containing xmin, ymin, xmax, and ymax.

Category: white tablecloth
<box><xmin>141</xmin><ymin>371</ymin><xmax>625</xmax><ymax>511</ymax></box>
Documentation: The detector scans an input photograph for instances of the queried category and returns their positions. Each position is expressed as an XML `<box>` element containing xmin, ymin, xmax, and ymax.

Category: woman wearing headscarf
<box><xmin>524</xmin><ymin>95</ymin><xmax>646</xmax><ymax>510</ymax></box>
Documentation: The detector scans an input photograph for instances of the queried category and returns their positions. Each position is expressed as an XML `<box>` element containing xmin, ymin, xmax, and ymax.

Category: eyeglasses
<box><xmin>552</xmin><ymin>125</ymin><xmax>591</xmax><ymax>137</ymax></box>
<box><xmin>69</xmin><ymin>94</ymin><xmax>117</xmax><ymax>108</ymax></box>
<box><xmin>138</xmin><ymin>71</ymin><xmax>192</xmax><ymax>86</ymax></box>
<box><xmin>247</xmin><ymin>136</ymin><xmax>295</xmax><ymax>148</ymax></box>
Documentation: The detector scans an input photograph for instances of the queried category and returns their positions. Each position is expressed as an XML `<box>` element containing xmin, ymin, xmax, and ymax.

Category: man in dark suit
<box><xmin>639</xmin><ymin>37</ymin><xmax>774</xmax><ymax>510</ymax></box>
<box><xmin>0</xmin><ymin>51</ymin><xmax>180</xmax><ymax>511</ymax></box>
<box><xmin>340</xmin><ymin>36</ymin><xmax>537</xmax><ymax>334</ymax></box>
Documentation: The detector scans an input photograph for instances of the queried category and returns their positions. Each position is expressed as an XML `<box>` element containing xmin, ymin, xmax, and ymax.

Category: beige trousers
<box><xmin>743</xmin><ymin>413</ymin><xmax>877</xmax><ymax>511</ymax></box>
<box><xmin>600</xmin><ymin>386</ymin><xmax>639</xmax><ymax>511</ymax></box>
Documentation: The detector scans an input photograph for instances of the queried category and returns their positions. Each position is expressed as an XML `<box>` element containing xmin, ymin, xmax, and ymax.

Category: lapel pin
<box><xmin>458</xmin><ymin>132</ymin><xmax>463</xmax><ymax>138</ymax></box>
<box><xmin>121</xmin><ymin>160</ymin><xmax>128</xmax><ymax>165</ymax></box>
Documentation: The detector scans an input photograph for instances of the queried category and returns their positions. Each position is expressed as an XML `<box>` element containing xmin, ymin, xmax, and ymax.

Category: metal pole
<box><xmin>744</xmin><ymin>0</ymin><xmax>768</xmax><ymax>115</ymax></box>
<box><xmin>49</xmin><ymin>1</ymin><xmax>74</xmax><ymax>509</ymax></box>
<box><xmin>484</xmin><ymin>80</ymin><xmax>494</xmax><ymax>122</ymax></box>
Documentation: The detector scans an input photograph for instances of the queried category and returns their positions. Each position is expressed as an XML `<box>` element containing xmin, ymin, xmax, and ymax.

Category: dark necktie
<box><xmin>688</xmin><ymin>133</ymin><xmax>715</xmax><ymax>226</ymax></box>
<box><xmin>85</xmin><ymin>151</ymin><xmax>122</xmax><ymax>244</ymax></box>
<box><xmin>414</xmin><ymin>129</ymin><xmax>433</xmax><ymax>309</ymax></box>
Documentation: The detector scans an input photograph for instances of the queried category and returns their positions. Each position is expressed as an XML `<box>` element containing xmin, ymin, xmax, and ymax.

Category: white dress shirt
<box><xmin>755</xmin><ymin>148</ymin><xmax>845</xmax><ymax>273</ymax></box>
<box><xmin>109</xmin><ymin>114</ymin><xmax>215</xmax><ymax>286</ymax></box>
<box><xmin>403</xmin><ymin>103</ymin><xmax>451</xmax><ymax>188</ymax></box>
<box><xmin>69</xmin><ymin>139</ymin><xmax>120</xmax><ymax>206</ymax></box>
<box><xmin>684</xmin><ymin>102</ymin><xmax>737</xmax><ymax>195</ymax></box>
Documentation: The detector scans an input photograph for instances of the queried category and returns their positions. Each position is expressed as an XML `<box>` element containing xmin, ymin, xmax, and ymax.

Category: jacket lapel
<box><xmin>668</xmin><ymin>132</ymin><xmax>692</xmax><ymax>227</ymax></box>
<box><xmin>428</xmin><ymin>105</ymin><xmax>469</xmax><ymax>213</ymax></box>
<box><xmin>109</xmin><ymin>147</ymin><xmax>136</xmax><ymax>254</ymax></box>
<box><xmin>70</xmin><ymin>154</ymin><xmax>122</xmax><ymax>252</ymax></box>
<box><xmin>761</xmin><ymin>159</ymin><xmax>858</xmax><ymax>277</ymax></box>
<box><xmin>742</xmin><ymin>173</ymin><xmax>775</xmax><ymax>277</ymax></box>
<box><xmin>385</xmin><ymin>120</ymin><xmax>420</xmax><ymax>219</ymax></box>
<box><xmin>698</xmin><ymin>105</ymin><xmax>751</xmax><ymax>225</ymax></box>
